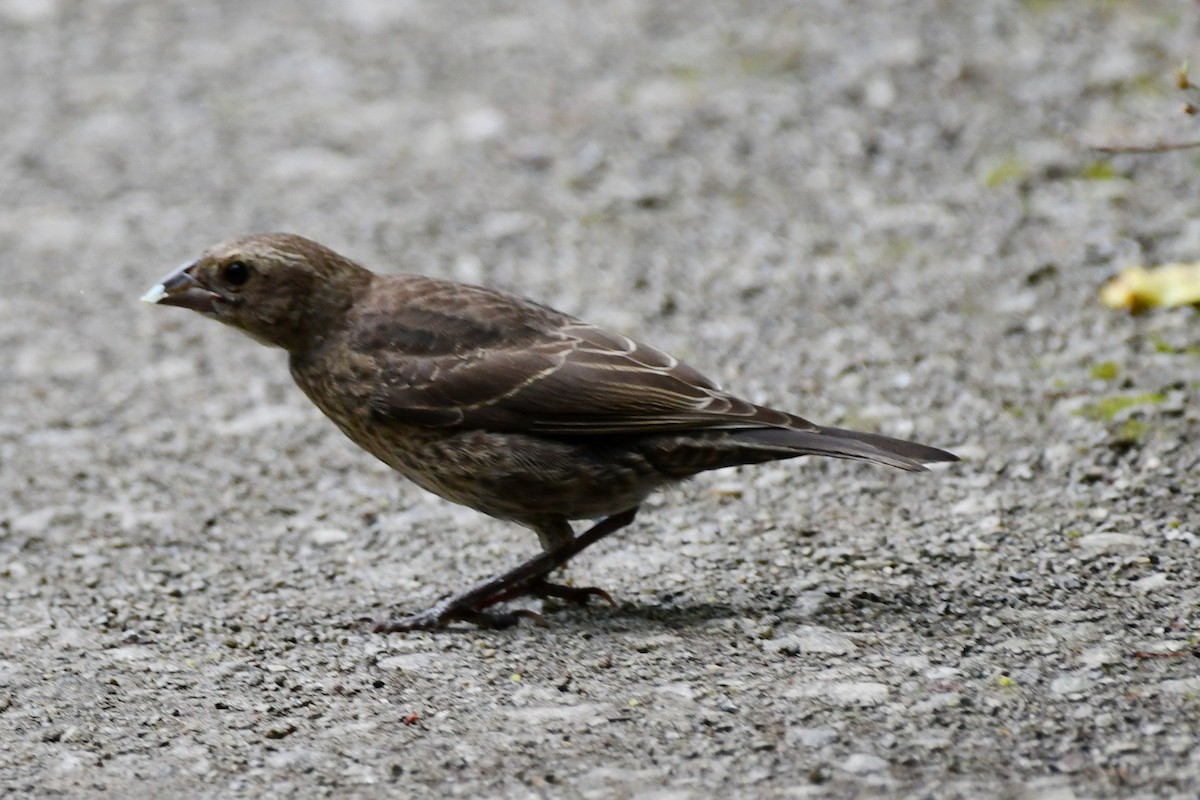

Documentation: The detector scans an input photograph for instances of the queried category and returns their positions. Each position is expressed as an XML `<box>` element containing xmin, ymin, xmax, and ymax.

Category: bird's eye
<box><xmin>222</xmin><ymin>260</ymin><xmax>252</xmax><ymax>287</ymax></box>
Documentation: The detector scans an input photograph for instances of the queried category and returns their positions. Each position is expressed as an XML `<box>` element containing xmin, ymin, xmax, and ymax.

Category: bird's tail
<box><xmin>641</xmin><ymin>425</ymin><xmax>957</xmax><ymax>477</ymax></box>
<box><xmin>730</xmin><ymin>426</ymin><xmax>958</xmax><ymax>472</ymax></box>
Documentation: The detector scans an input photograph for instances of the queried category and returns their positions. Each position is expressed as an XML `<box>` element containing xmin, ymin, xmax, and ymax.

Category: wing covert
<box><xmin>367</xmin><ymin>323</ymin><xmax>811</xmax><ymax>434</ymax></box>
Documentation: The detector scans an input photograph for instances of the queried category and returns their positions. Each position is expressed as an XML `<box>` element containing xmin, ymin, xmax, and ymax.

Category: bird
<box><xmin>141</xmin><ymin>233</ymin><xmax>957</xmax><ymax>631</ymax></box>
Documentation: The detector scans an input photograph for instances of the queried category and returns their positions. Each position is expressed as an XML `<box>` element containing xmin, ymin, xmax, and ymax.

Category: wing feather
<box><xmin>367</xmin><ymin>321</ymin><xmax>810</xmax><ymax>434</ymax></box>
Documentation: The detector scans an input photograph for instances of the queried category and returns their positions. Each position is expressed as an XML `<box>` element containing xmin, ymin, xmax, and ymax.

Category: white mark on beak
<box><xmin>141</xmin><ymin>283</ymin><xmax>168</xmax><ymax>304</ymax></box>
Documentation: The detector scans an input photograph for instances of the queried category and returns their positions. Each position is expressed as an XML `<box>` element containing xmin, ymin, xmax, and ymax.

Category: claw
<box><xmin>530</xmin><ymin>579</ymin><xmax>616</xmax><ymax>607</ymax></box>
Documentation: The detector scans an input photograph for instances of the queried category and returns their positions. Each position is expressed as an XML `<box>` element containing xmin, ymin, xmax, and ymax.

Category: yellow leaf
<box><xmin>1101</xmin><ymin>262</ymin><xmax>1200</xmax><ymax>313</ymax></box>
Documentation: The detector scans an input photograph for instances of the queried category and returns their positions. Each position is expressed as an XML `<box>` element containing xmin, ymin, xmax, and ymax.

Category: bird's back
<box><xmin>344</xmin><ymin>273</ymin><xmax>576</xmax><ymax>358</ymax></box>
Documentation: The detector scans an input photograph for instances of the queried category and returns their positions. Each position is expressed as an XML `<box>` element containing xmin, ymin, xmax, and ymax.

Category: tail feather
<box><xmin>637</xmin><ymin>425</ymin><xmax>958</xmax><ymax>477</ymax></box>
<box><xmin>728</xmin><ymin>426</ymin><xmax>958</xmax><ymax>473</ymax></box>
<box><xmin>816</xmin><ymin>425</ymin><xmax>960</xmax><ymax>466</ymax></box>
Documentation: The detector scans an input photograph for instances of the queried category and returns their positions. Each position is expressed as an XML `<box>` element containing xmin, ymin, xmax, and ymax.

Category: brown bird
<box><xmin>142</xmin><ymin>233</ymin><xmax>957</xmax><ymax>631</ymax></box>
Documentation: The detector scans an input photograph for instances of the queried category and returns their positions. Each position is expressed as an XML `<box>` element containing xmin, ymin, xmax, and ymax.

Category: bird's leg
<box><xmin>479</xmin><ymin>516</ymin><xmax>619</xmax><ymax>609</ymax></box>
<box><xmin>373</xmin><ymin>507</ymin><xmax>638</xmax><ymax>632</ymax></box>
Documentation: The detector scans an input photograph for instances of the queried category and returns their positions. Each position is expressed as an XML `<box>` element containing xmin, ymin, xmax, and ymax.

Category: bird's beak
<box><xmin>140</xmin><ymin>261</ymin><xmax>219</xmax><ymax>314</ymax></box>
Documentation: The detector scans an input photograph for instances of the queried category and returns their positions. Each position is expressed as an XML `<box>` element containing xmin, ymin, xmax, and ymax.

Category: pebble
<box><xmin>309</xmin><ymin>527</ymin><xmax>351</xmax><ymax>546</ymax></box>
<box><xmin>787</xmin><ymin>680</ymin><xmax>890</xmax><ymax>707</ymax></box>
<box><xmin>786</xmin><ymin>726</ymin><xmax>839</xmax><ymax>748</ymax></box>
<box><xmin>375</xmin><ymin>653</ymin><xmax>444</xmax><ymax>674</ymax></box>
<box><xmin>1131</xmin><ymin>573</ymin><xmax>1169</xmax><ymax>593</ymax></box>
<box><xmin>0</xmin><ymin>0</ymin><xmax>58</xmax><ymax>25</ymax></box>
<box><xmin>763</xmin><ymin>625</ymin><xmax>857</xmax><ymax>656</ymax></box>
<box><xmin>1159</xmin><ymin>677</ymin><xmax>1200</xmax><ymax>695</ymax></box>
<box><xmin>1049</xmin><ymin>673</ymin><xmax>1091</xmax><ymax>696</ymax></box>
<box><xmin>1078</xmin><ymin>647</ymin><xmax>1119</xmax><ymax>668</ymax></box>
<box><xmin>840</xmin><ymin>753</ymin><xmax>889</xmax><ymax>774</ymax></box>
<box><xmin>1075</xmin><ymin>533</ymin><xmax>1144</xmax><ymax>552</ymax></box>
<box><xmin>504</xmin><ymin>704</ymin><xmax>607</xmax><ymax>725</ymax></box>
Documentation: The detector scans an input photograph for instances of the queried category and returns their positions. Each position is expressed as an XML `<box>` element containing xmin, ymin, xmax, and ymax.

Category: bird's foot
<box><xmin>368</xmin><ymin>578</ymin><xmax>614</xmax><ymax>632</ymax></box>
<box><xmin>528</xmin><ymin>577</ymin><xmax>616</xmax><ymax>607</ymax></box>
<box><xmin>371</xmin><ymin>508</ymin><xmax>638</xmax><ymax>632</ymax></box>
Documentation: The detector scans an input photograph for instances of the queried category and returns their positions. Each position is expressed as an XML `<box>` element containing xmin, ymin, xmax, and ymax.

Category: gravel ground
<box><xmin>3</xmin><ymin>1</ymin><xmax>1200</xmax><ymax>797</ymax></box>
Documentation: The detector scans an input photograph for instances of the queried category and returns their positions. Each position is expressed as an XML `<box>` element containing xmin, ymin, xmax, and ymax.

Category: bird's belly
<box><xmin>288</xmin><ymin>365</ymin><xmax>667</xmax><ymax>523</ymax></box>
<box><xmin>349</xmin><ymin>425</ymin><xmax>663</xmax><ymax>523</ymax></box>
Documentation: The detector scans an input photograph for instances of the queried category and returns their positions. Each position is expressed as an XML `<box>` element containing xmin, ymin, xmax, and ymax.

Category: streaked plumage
<box><xmin>143</xmin><ymin>233</ymin><xmax>957</xmax><ymax>630</ymax></box>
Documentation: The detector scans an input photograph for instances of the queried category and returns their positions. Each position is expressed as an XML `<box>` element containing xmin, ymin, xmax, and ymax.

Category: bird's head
<box><xmin>141</xmin><ymin>233</ymin><xmax>372</xmax><ymax>353</ymax></box>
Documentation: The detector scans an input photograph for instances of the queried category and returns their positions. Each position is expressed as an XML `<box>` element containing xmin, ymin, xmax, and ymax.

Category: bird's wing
<box><xmin>366</xmin><ymin>319</ymin><xmax>815</xmax><ymax>434</ymax></box>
